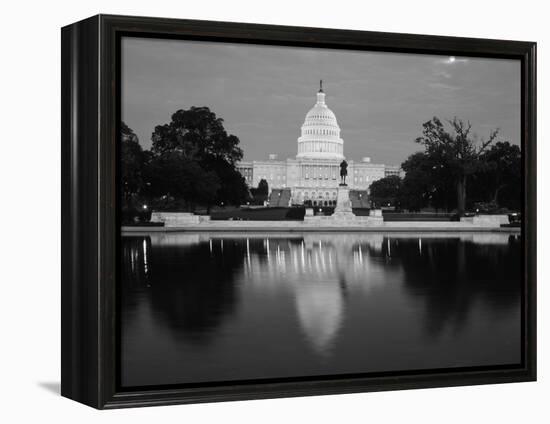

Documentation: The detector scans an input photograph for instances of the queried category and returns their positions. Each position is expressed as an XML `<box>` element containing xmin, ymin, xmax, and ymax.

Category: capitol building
<box><xmin>237</xmin><ymin>84</ymin><xmax>400</xmax><ymax>206</ymax></box>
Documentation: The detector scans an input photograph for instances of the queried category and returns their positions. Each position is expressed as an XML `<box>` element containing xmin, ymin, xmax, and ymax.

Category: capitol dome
<box><xmin>297</xmin><ymin>83</ymin><xmax>344</xmax><ymax>160</ymax></box>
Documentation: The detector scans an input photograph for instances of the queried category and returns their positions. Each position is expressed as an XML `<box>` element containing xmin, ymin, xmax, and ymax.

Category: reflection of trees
<box><xmin>383</xmin><ymin>235</ymin><xmax>521</xmax><ymax>336</ymax></box>
<box><xmin>121</xmin><ymin>236</ymin><xmax>244</xmax><ymax>344</ymax></box>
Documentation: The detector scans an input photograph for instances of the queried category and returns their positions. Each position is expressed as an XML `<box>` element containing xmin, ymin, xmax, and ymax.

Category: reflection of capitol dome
<box><xmin>295</xmin><ymin>284</ymin><xmax>344</xmax><ymax>354</ymax></box>
<box><xmin>296</xmin><ymin>82</ymin><xmax>344</xmax><ymax>160</ymax></box>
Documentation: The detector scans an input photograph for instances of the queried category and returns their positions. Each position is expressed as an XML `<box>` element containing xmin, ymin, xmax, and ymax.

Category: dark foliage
<box><xmin>249</xmin><ymin>179</ymin><xmax>269</xmax><ymax>205</ymax></box>
<box><xmin>414</xmin><ymin>117</ymin><xmax>499</xmax><ymax>215</ymax></box>
<box><xmin>123</xmin><ymin>107</ymin><xmax>249</xmax><ymax>213</ymax></box>
<box><xmin>145</xmin><ymin>151</ymin><xmax>220</xmax><ymax>210</ymax></box>
<box><xmin>121</xmin><ymin>122</ymin><xmax>145</xmax><ymax>201</ymax></box>
<box><xmin>151</xmin><ymin>106</ymin><xmax>243</xmax><ymax>164</ymax></box>
<box><xmin>468</xmin><ymin>141</ymin><xmax>521</xmax><ymax>210</ymax></box>
<box><xmin>369</xmin><ymin>175</ymin><xmax>403</xmax><ymax>208</ymax></box>
<box><xmin>398</xmin><ymin>120</ymin><xmax>519</xmax><ymax>213</ymax></box>
<box><xmin>399</xmin><ymin>152</ymin><xmax>456</xmax><ymax>212</ymax></box>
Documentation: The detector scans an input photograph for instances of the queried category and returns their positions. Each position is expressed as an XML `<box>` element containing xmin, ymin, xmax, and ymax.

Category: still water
<box><xmin>121</xmin><ymin>232</ymin><xmax>521</xmax><ymax>388</ymax></box>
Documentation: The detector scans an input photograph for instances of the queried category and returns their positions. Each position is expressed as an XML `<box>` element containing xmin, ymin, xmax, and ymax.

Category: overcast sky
<box><xmin>122</xmin><ymin>37</ymin><xmax>520</xmax><ymax>166</ymax></box>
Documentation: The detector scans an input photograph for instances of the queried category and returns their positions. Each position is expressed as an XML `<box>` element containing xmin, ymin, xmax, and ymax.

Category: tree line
<box><xmin>369</xmin><ymin>117</ymin><xmax>521</xmax><ymax>214</ymax></box>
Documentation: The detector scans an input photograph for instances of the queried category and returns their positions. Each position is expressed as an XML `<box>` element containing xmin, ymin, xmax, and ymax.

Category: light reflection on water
<box><xmin>121</xmin><ymin>232</ymin><xmax>521</xmax><ymax>387</ymax></box>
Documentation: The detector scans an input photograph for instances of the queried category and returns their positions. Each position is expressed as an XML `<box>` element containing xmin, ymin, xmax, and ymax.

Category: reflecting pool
<box><xmin>120</xmin><ymin>232</ymin><xmax>521</xmax><ymax>387</ymax></box>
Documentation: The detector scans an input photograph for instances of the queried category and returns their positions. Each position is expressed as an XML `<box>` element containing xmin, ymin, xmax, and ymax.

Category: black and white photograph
<box><xmin>120</xmin><ymin>36</ymin><xmax>525</xmax><ymax>388</ymax></box>
<box><xmin>2</xmin><ymin>0</ymin><xmax>545</xmax><ymax>421</ymax></box>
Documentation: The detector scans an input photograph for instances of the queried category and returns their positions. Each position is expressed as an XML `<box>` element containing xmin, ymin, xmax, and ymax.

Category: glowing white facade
<box><xmin>236</xmin><ymin>85</ymin><xmax>398</xmax><ymax>206</ymax></box>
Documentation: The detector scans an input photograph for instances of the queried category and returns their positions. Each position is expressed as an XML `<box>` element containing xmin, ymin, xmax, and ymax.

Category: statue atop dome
<box><xmin>319</xmin><ymin>79</ymin><xmax>323</xmax><ymax>93</ymax></box>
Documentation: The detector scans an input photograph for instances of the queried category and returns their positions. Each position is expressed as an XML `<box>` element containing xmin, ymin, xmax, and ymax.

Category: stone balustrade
<box><xmin>460</xmin><ymin>214</ymin><xmax>509</xmax><ymax>226</ymax></box>
<box><xmin>151</xmin><ymin>212</ymin><xmax>201</xmax><ymax>227</ymax></box>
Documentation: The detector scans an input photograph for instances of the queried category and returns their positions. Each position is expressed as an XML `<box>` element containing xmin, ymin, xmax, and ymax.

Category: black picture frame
<box><xmin>61</xmin><ymin>14</ymin><xmax>537</xmax><ymax>409</ymax></box>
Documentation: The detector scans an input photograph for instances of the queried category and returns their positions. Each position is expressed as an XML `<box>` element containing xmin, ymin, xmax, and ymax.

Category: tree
<box><xmin>469</xmin><ymin>141</ymin><xmax>521</xmax><ymax>210</ymax></box>
<box><xmin>399</xmin><ymin>152</ymin><xmax>454</xmax><ymax>212</ymax></box>
<box><xmin>415</xmin><ymin>117</ymin><xmax>499</xmax><ymax>215</ymax></box>
<box><xmin>369</xmin><ymin>175</ymin><xmax>402</xmax><ymax>208</ymax></box>
<box><xmin>151</xmin><ymin>106</ymin><xmax>243</xmax><ymax>164</ymax></box>
<box><xmin>257</xmin><ymin>179</ymin><xmax>269</xmax><ymax>196</ymax></box>
<box><xmin>202</xmin><ymin>157</ymin><xmax>249</xmax><ymax>207</ymax></box>
<box><xmin>121</xmin><ymin>122</ymin><xmax>145</xmax><ymax>202</ymax></box>
<box><xmin>250</xmin><ymin>179</ymin><xmax>269</xmax><ymax>205</ymax></box>
<box><xmin>149</xmin><ymin>107</ymin><xmax>248</xmax><ymax>210</ymax></box>
<box><xmin>146</xmin><ymin>151</ymin><xmax>220</xmax><ymax>211</ymax></box>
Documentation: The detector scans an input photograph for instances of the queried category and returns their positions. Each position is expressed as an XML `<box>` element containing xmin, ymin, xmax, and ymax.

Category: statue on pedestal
<box><xmin>339</xmin><ymin>160</ymin><xmax>348</xmax><ymax>186</ymax></box>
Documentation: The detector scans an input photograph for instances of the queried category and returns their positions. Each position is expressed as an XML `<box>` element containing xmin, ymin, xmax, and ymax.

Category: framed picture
<box><xmin>61</xmin><ymin>14</ymin><xmax>536</xmax><ymax>409</ymax></box>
